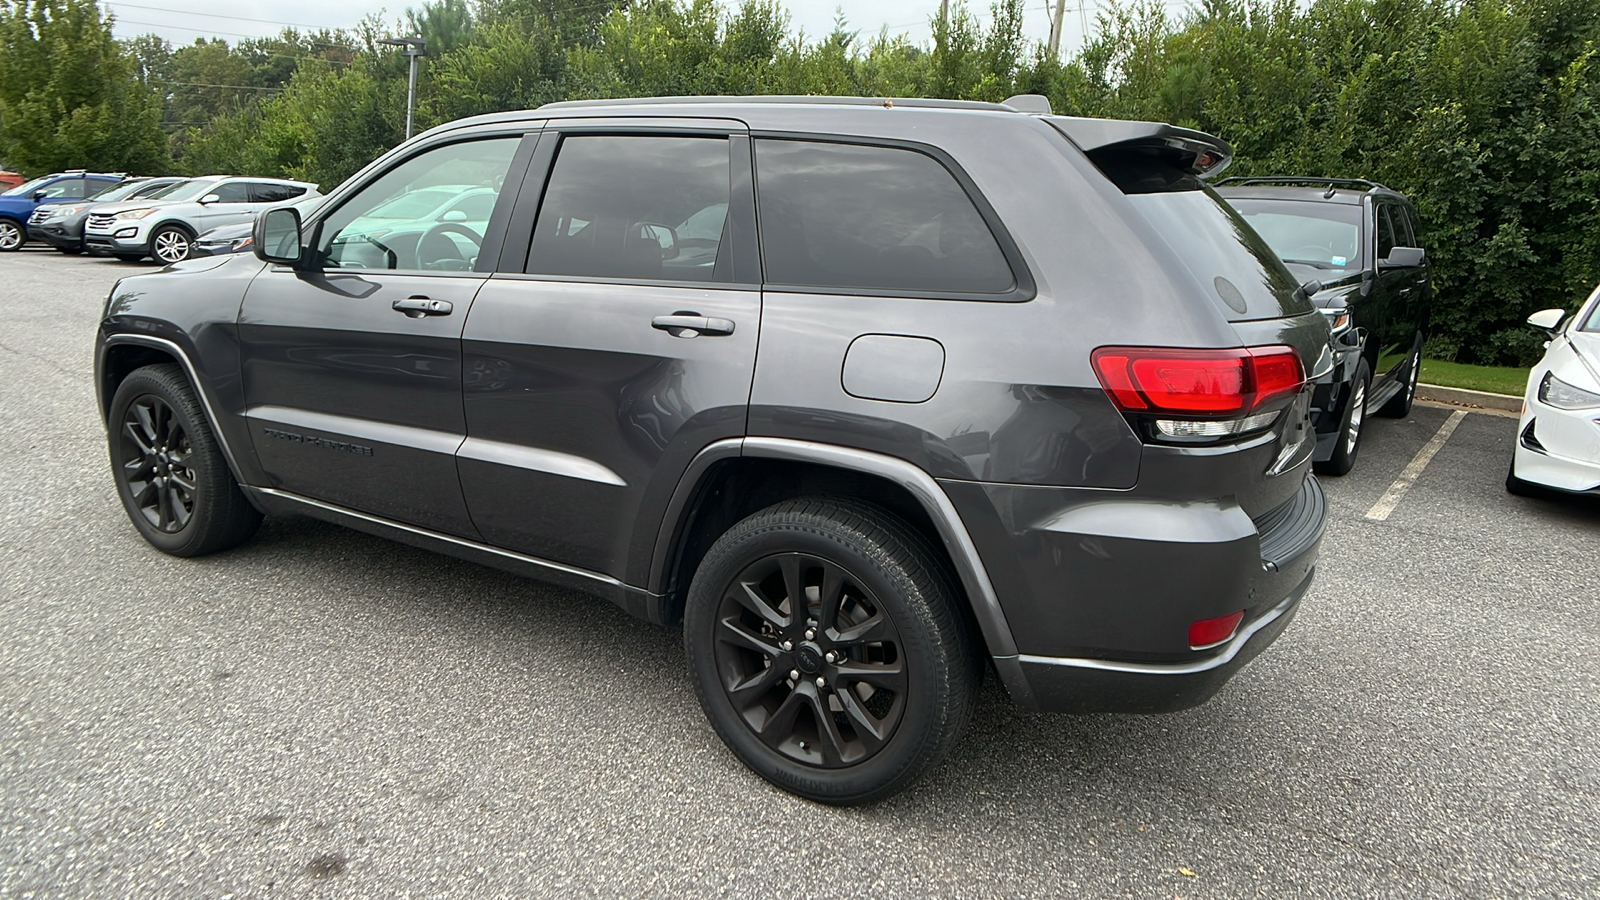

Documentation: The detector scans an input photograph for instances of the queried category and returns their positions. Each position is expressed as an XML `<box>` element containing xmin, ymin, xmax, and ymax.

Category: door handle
<box><xmin>652</xmin><ymin>313</ymin><xmax>735</xmax><ymax>337</ymax></box>
<box><xmin>392</xmin><ymin>296</ymin><xmax>453</xmax><ymax>317</ymax></box>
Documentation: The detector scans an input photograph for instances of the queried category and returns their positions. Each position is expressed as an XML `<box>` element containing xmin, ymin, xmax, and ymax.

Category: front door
<box><xmin>1369</xmin><ymin>202</ymin><xmax>1414</xmax><ymax>381</ymax></box>
<box><xmin>458</xmin><ymin>125</ymin><xmax>761</xmax><ymax>580</ymax></box>
<box><xmin>239</xmin><ymin>134</ymin><xmax>529</xmax><ymax>536</ymax></box>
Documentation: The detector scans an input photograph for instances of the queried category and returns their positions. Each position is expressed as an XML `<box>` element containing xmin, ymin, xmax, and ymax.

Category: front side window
<box><xmin>753</xmin><ymin>139</ymin><xmax>1014</xmax><ymax>295</ymax></box>
<box><xmin>316</xmin><ymin>137</ymin><xmax>520</xmax><ymax>272</ymax></box>
<box><xmin>527</xmin><ymin>135</ymin><xmax>730</xmax><ymax>282</ymax></box>
<box><xmin>40</xmin><ymin>177</ymin><xmax>87</xmax><ymax>200</ymax></box>
<box><xmin>210</xmin><ymin>182</ymin><xmax>250</xmax><ymax>203</ymax></box>
<box><xmin>1375</xmin><ymin>205</ymin><xmax>1397</xmax><ymax>259</ymax></box>
<box><xmin>2</xmin><ymin>176</ymin><xmax>50</xmax><ymax>197</ymax></box>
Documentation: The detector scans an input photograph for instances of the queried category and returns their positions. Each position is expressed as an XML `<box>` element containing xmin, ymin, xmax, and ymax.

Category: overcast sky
<box><xmin>103</xmin><ymin>1</ymin><xmax>1120</xmax><ymax>59</ymax></box>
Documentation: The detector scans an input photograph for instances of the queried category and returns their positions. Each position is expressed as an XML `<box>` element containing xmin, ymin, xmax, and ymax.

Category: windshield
<box><xmin>145</xmin><ymin>180</ymin><xmax>195</xmax><ymax>199</ymax></box>
<box><xmin>90</xmin><ymin>180</ymin><xmax>157</xmax><ymax>202</ymax></box>
<box><xmin>1580</xmin><ymin>284</ymin><xmax>1600</xmax><ymax>332</ymax></box>
<box><xmin>155</xmin><ymin>179</ymin><xmax>222</xmax><ymax>203</ymax></box>
<box><xmin>365</xmin><ymin>187</ymin><xmax>461</xmax><ymax>219</ymax></box>
<box><xmin>1227</xmin><ymin>199</ymin><xmax>1363</xmax><ymax>271</ymax></box>
<box><xmin>3</xmin><ymin>176</ymin><xmax>51</xmax><ymax>197</ymax></box>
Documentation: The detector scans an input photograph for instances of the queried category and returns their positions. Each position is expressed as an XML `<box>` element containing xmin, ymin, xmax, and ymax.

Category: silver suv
<box><xmin>85</xmin><ymin>176</ymin><xmax>317</xmax><ymax>263</ymax></box>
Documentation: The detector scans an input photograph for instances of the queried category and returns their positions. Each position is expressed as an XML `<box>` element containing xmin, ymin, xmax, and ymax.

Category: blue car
<box><xmin>0</xmin><ymin>170</ymin><xmax>124</xmax><ymax>252</ymax></box>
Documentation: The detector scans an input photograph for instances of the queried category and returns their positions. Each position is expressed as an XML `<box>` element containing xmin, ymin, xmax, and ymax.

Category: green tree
<box><xmin>0</xmin><ymin>0</ymin><xmax>167</xmax><ymax>174</ymax></box>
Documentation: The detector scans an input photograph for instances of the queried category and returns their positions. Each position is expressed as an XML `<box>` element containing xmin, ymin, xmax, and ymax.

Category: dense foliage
<box><xmin>0</xmin><ymin>0</ymin><xmax>1595</xmax><ymax>364</ymax></box>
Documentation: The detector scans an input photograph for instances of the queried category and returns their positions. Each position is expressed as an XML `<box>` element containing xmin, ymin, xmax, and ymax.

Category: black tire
<box><xmin>684</xmin><ymin>498</ymin><xmax>980</xmax><ymax>805</ymax></box>
<box><xmin>1315</xmin><ymin>359</ymin><xmax>1371</xmax><ymax>477</ymax></box>
<box><xmin>1378</xmin><ymin>342</ymin><xmax>1421</xmax><ymax>418</ymax></box>
<box><xmin>57</xmin><ymin>245</ymin><xmax>83</xmax><ymax>255</ymax></box>
<box><xmin>108</xmin><ymin>364</ymin><xmax>261</xmax><ymax>556</ymax></box>
<box><xmin>0</xmin><ymin>218</ymin><xmax>25</xmax><ymax>252</ymax></box>
<box><xmin>114</xmin><ymin>252</ymin><xmax>146</xmax><ymax>263</ymax></box>
<box><xmin>149</xmin><ymin>225</ymin><xmax>194</xmax><ymax>264</ymax></box>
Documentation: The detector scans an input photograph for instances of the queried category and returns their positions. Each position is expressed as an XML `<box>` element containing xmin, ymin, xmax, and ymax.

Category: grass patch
<box><xmin>1420</xmin><ymin>358</ymin><xmax>1530</xmax><ymax>396</ymax></box>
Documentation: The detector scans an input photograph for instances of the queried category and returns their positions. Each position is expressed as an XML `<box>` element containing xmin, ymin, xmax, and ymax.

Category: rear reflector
<box><xmin>1092</xmin><ymin>346</ymin><xmax>1305</xmax><ymax>415</ymax></box>
<box><xmin>1189</xmin><ymin>610</ymin><xmax>1245</xmax><ymax>650</ymax></box>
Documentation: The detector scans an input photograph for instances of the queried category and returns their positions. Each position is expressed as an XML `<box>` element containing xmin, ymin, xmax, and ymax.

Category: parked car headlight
<box><xmin>1538</xmin><ymin>372</ymin><xmax>1600</xmax><ymax>409</ymax></box>
<box><xmin>112</xmin><ymin>208</ymin><xmax>158</xmax><ymax>220</ymax></box>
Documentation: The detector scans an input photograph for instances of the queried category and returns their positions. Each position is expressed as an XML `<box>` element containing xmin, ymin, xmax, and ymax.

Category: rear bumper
<box><xmin>1011</xmin><ymin>569</ymin><xmax>1311</xmax><ymax>713</ymax></box>
<box><xmin>946</xmin><ymin>470</ymin><xmax>1325</xmax><ymax>713</ymax></box>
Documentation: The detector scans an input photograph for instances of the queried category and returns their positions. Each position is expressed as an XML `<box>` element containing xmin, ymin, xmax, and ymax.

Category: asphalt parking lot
<box><xmin>2</xmin><ymin>248</ymin><xmax>1597</xmax><ymax>899</ymax></box>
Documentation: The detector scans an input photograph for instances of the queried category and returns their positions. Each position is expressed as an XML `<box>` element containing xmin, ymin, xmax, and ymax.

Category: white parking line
<box><xmin>1364</xmin><ymin>409</ymin><xmax>1469</xmax><ymax>521</ymax></box>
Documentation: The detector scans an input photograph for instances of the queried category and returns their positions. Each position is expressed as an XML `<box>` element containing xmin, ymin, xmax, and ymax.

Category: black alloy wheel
<box><xmin>686</xmin><ymin>498</ymin><xmax>979</xmax><ymax>805</ymax></box>
<box><xmin>713</xmin><ymin>551</ymin><xmax>908</xmax><ymax>768</ymax></box>
<box><xmin>118</xmin><ymin>393</ymin><xmax>197</xmax><ymax>534</ymax></box>
<box><xmin>108</xmin><ymin>364</ymin><xmax>261</xmax><ymax>556</ymax></box>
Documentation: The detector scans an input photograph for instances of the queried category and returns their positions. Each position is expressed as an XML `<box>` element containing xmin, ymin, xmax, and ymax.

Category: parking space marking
<box><xmin>1365</xmin><ymin>409</ymin><xmax>1469</xmax><ymax>521</ymax></box>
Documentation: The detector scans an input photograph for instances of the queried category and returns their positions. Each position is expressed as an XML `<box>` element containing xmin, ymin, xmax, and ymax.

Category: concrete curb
<box><xmin>1416</xmin><ymin>382</ymin><xmax>1523</xmax><ymax>412</ymax></box>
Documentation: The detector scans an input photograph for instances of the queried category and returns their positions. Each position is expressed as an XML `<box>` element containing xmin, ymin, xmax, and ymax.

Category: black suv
<box><xmin>1216</xmin><ymin>178</ymin><xmax>1432</xmax><ymax>474</ymax></box>
<box><xmin>96</xmin><ymin>96</ymin><xmax>1329</xmax><ymax>803</ymax></box>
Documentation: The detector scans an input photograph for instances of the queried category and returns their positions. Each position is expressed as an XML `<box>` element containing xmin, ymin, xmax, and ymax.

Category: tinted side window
<box><xmin>753</xmin><ymin>139</ymin><xmax>1014</xmax><ymax>294</ymax></box>
<box><xmin>211</xmin><ymin>182</ymin><xmax>250</xmax><ymax>203</ymax></box>
<box><xmin>527</xmin><ymin>135</ymin><xmax>730</xmax><ymax>282</ymax></box>
<box><xmin>251</xmin><ymin>182</ymin><xmax>306</xmax><ymax>203</ymax></box>
<box><xmin>1375</xmin><ymin>205</ymin><xmax>1397</xmax><ymax>259</ymax></box>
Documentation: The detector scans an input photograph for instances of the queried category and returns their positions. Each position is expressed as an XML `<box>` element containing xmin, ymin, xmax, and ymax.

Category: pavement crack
<box><xmin>0</xmin><ymin>342</ymin><xmax>79</xmax><ymax>380</ymax></box>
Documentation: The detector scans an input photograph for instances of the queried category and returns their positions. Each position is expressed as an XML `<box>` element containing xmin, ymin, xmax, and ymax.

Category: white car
<box><xmin>1508</xmin><ymin>283</ymin><xmax>1600</xmax><ymax>497</ymax></box>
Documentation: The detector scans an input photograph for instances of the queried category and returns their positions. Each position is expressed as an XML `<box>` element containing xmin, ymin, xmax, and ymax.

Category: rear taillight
<box><xmin>1092</xmin><ymin>346</ymin><xmax>1304</xmax><ymax>416</ymax></box>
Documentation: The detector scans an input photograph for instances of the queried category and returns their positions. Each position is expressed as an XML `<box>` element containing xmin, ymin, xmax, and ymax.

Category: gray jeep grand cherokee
<box><xmin>95</xmin><ymin>95</ymin><xmax>1330</xmax><ymax>804</ymax></box>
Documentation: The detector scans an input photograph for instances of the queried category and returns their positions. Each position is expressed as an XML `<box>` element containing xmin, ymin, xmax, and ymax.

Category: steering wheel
<box><xmin>417</xmin><ymin>223</ymin><xmax>483</xmax><ymax>271</ymax></box>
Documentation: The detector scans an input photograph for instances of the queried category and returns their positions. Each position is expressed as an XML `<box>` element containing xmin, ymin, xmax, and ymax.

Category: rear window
<box><xmin>753</xmin><ymin>139</ymin><xmax>1015</xmax><ymax>295</ymax></box>
<box><xmin>1090</xmin><ymin>154</ymin><xmax>1310</xmax><ymax>321</ymax></box>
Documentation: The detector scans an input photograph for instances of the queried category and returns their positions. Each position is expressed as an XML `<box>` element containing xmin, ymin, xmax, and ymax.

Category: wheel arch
<box><xmin>98</xmin><ymin>335</ymin><xmax>251</xmax><ymax>489</ymax></box>
<box><xmin>649</xmin><ymin>438</ymin><xmax>1021</xmax><ymax>665</ymax></box>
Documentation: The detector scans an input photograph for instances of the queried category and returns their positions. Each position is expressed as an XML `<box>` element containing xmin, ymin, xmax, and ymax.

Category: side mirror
<box><xmin>441</xmin><ymin>209</ymin><xmax>468</xmax><ymax>222</ymax></box>
<box><xmin>1380</xmin><ymin>246</ymin><xmax>1426</xmax><ymax>269</ymax></box>
<box><xmin>1526</xmin><ymin>308</ymin><xmax>1565</xmax><ymax>336</ymax></box>
<box><xmin>199</xmin><ymin>193</ymin><xmax>220</xmax><ymax>205</ymax></box>
<box><xmin>32</xmin><ymin>190</ymin><xmax>46</xmax><ymax>202</ymax></box>
<box><xmin>255</xmin><ymin>207</ymin><xmax>303</xmax><ymax>265</ymax></box>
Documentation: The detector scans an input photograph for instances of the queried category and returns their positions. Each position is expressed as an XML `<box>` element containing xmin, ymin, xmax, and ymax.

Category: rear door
<box><xmin>239</xmin><ymin>133</ymin><xmax>533</xmax><ymax>536</ymax></box>
<box><xmin>458</xmin><ymin>120</ymin><xmax>761</xmax><ymax>580</ymax></box>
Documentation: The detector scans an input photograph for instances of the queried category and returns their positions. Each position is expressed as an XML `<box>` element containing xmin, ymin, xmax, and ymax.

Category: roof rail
<box><xmin>1215</xmin><ymin>176</ymin><xmax>1387</xmax><ymax>193</ymax></box>
<box><xmin>538</xmin><ymin>95</ymin><xmax>1015</xmax><ymax>113</ymax></box>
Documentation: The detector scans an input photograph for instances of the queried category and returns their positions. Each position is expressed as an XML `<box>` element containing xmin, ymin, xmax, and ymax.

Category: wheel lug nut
<box><xmin>815</xmin><ymin>677</ymin><xmax>826</xmax><ymax>689</ymax></box>
<box><xmin>824</xmin><ymin>651</ymin><xmax>837</xmax><ymax>663</ymax></box>
<box><xmin>780</xmin><ymin>640</ymin><xmax>793</xmax><ymax>651</ymax></box>
<box><xmin>789</xmin><ymin>669</ymin><xmax>799</xmax><ymax>681</ymax></box>
<box><xmin>804</xmin><ymin>628</ymin><xmax>815</xmax><ymax>640</ymax></box>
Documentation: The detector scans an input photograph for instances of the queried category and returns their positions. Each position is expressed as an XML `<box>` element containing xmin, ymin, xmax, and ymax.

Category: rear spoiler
<box><xmin>1046</xmin><ymin>116</ymin><xmax>1234</xmax><ymax>179</ymax></box>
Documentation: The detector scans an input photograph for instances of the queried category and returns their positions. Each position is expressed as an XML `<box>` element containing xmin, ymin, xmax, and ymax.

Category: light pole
<box><xmin>377</xmin><ymin>35</ymin><xmax>428</xmax><ymax>139</ymax></box>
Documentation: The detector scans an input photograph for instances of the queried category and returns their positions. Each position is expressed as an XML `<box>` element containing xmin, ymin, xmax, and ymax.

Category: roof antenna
<box><xmin>1003</xmin><ymin>94</ymin><xmax>1053</xmax><ymax>115</ymax></box>
<box><xmin>1323</xmin><ymin>186</ymin><xmax>1337</xmax><ymax>198</ymax></box>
